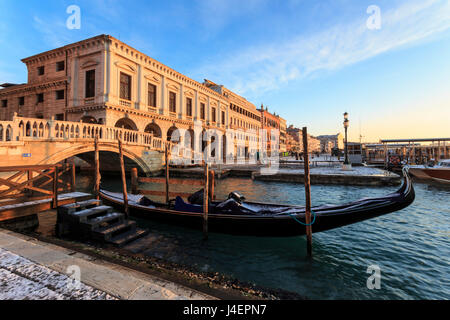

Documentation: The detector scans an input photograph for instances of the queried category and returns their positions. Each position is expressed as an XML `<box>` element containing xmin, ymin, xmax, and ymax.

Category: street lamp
<box><xmin>343</xmin><ymin>112</ymin><xmax>350</xmax><ymax>166</ymax></box>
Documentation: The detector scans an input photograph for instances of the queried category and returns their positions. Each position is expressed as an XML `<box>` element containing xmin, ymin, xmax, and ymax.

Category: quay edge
<box><xmin>252</xmin><ymin>172</ymin><xmax>401</xmax><ymax>186</ymax></box>
<box><xmin>156</xmin><ymin>167</ymin><xmax>401</xmax><ymax>186</ymax></box>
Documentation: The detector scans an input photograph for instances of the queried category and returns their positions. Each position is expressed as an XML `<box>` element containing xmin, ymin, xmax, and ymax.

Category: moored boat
<box><xmin>409</xmin><ymin>159</ymin><xmax>450</xmax><ymax>183</ymax></box>
<box><xmin>99</xmin><ymin>168</ymin><xmax>415</xmax><ymax>237</ymax></box>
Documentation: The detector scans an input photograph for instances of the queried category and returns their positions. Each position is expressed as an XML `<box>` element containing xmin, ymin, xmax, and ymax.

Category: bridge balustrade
<box><xmin>0</xmin><ymin>115</ymin><xmax>198</xmax><ymax>160</ymax></box>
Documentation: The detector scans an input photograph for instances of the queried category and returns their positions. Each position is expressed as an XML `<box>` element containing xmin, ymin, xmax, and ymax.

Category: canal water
<box><xmin>76</xmin><ymin>172</ymin><xmax>449</xmax><ymax>300</ymax></box>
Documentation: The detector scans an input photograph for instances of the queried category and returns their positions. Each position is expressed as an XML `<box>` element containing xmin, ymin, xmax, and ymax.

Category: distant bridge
<box><xmin>0</xmin><ymin>115</ymin><xmax>193</xmax><ymax>174</ymax></box>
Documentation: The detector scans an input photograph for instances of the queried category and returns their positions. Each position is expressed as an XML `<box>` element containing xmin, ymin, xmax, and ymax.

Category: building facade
<box><xmin>279</xmin><ymin>117</ymin><xmax>287</xmax><ymax>153</ymax></box>
<box><xmin>257</xmin><ymin>105</ymin><xmax>281</xmax><ymax>156</ymax></box>
<box><xmin>203</xmin><ymin>80</ymin><xmax>261</xmax><ymax>159</ymax></box>
<box><xmin>286</xmin><ymin>133</ymin><xmax>299</xmax><ymax>153</ymax></box>
<box><xmin>316</xmin><ymin>133</ymin><xmax>344</xmax><ymax>152</ymax></box>
<box><xmin>0</xmin><ymin>34</ymin><xmax>289</xmax><ymax>161</ymax></box>
<box><xmin>286</xmin><ymin>125</ymin><xmax>321</xmax><ymax>153</ymax></box>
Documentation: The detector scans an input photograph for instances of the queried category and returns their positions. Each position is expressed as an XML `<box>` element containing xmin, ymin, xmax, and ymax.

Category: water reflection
<box><xmin>76</xmin><ymin>173</ymin><xmax>450</xmax><ymax>299</ymax></box>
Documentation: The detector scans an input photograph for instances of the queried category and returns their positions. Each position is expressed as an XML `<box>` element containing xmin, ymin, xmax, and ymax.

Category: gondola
<box><xmin>99</xmin><ymin>167</ymin><xmax>415</xmax><ymax>237</ymax></box>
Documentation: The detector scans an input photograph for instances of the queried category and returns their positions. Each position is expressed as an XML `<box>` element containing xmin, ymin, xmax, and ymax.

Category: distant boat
<box><xmin>409</xmin><ymin>159</ymin><xmax>450</xmax><ymax>183</ymax></box>
<box><xmin>99</xmin><ymin>168</ymin><xmax>415</xmax><ymax>237</ymax></box>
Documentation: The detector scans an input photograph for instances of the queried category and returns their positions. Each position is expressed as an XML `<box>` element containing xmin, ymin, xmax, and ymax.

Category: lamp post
<box><xmin>343</xmin><ymin>112</ymin><xmax>350</xmax><ymax>167</ymax></box>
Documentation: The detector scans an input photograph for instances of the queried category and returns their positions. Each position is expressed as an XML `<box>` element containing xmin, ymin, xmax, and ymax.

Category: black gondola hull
<box><xmin>100</xmin><ymin>168</ymin><xmax>415</xmax><ymax>237</ymax></box>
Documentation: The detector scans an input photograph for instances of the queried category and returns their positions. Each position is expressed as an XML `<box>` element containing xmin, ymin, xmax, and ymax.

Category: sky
<box><xmin>0</xmin><ymin>0</ymin><xmax>449</xmax><ymax>142</ymax></box>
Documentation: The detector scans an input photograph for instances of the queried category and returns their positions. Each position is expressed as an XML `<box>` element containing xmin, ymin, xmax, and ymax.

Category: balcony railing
<box><xmin>119</xmin><ymin>99</ymin><xmax>132</xmax><ymax>108</ymax></box>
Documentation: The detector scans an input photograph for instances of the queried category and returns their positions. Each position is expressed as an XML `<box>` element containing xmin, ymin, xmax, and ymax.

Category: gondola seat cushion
<box><xmin>188</xmin><ymin>189</ymin><xmax>204</xmax><ymax>205</ymax></box>
<box><xmin>138</xmin><ymin>196</ymin><xmax>157</xmax><ymax>207</ymax></box>
<box><xmin>174</xmin><ymin>196</ymin><xmax>203</xmax><ymax>213</ymax></box>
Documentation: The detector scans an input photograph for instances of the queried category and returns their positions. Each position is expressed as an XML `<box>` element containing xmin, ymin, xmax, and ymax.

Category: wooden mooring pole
<box><xmin>27</xmin><ymin>170</ymin><xmax>33</xmax><ymax>197</ymax></box>
<box><xmin>444</xmin><ymin>141</ymin><xmax>448</xmax><ymax>159</ymax></box>
<box><xmin>52</xmin><ymin>165</ymin><xmax>58</xmax><ymax>209</ymax></box>
<box><xmin>94</xmin><ymin>135</ymin><xmax>101</xmax><ymax>200</ymax></box>
<box><xmin>165</xmin><ymin>144</ymin><xmax>170</xmax><ymax>205</ymax></box>
<box><xmin>208</xmin><ymin>169</ymin><xmax>215</xmax><ymax>200</ymax></box>
<box><xmin>71</xmin><ymin>162</ymin><xmax>76</xmax><ymax>192</ymax></box>
<box><xmin>437</xmin><ymin>141</ymin><xmax>441</xmax><ymax>161</ymax></box>
<box><xmin>118</xmin><ymin>138</ymin><xmax>129</xmax><ymax>219</ymax></box>
<box><xmin>302</xmin><ymin>127</ymin><xmax>313</xmax><ymax>257</ymax></box>
<box><xmin>131</xmin><ymin>167</ymin><xmax>138</xmax><ymax>195</ymax></box>
<box><xmin>203</xmin><ymin>162</ymin><xmax>209</xmax><ymax>240</ymax></box>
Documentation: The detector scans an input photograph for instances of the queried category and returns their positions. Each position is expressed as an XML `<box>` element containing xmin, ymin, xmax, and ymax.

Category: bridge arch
<box><xmin>115</xmin><ymin>118</ymin><xmax>138</xmax><ymax>131</ymax></box>
<box><xmin>38</xmin><ymin>142</ymin><xmax>154</xmax><ymax>173</ymax></box>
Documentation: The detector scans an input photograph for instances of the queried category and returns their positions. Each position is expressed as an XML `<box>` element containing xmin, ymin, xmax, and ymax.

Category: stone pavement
<box><xmin>0</xmin><ymin>228</ymin><xmax>214</xmax><ymax>300</ymax></box>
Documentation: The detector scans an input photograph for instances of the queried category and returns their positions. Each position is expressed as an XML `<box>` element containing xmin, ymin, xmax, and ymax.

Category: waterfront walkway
<box><xmin>169</xmin><ymin>161</ymin><xmax>401</xmax><ymax>186</ymax></box>
<box><xmin>0</xmin><ymin>228</ymin><xmax>213</xmax><ymax>300</ymax></box>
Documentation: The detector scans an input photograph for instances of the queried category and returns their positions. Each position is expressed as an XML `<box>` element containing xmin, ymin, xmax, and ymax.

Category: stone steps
<box><xmin>58</xmin><ymin>199</ymin><xmax>103</xmax><ymax>215</ymax></box>
<box><xmin>110</xmin><ymin>228</ymin><xmax>149</xmax><ymax>247</ymax></box>
<box><xmin>81</xmin><ymin>211</ymin><xmax>124</xmax><ymax>232</ymax></box>
<box><xmin>93</xmin><ymin>220</ymin><xmax>136</xmax><ymax>241</ymax></box>
<box><xmin>56</xmin><ymin>198</ymin><xmax>148</xmax><ymax>247</ymax></box>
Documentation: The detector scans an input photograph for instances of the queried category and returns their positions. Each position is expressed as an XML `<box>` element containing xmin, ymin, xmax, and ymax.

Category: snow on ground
<box><xmin>281</xmin><ymin>155</ymin><xmax>340</xmax><ymax>162</ymax></box>
<box><xmin>0</xmin><ymin>248</ymin><xmax>117</xmax><ymax>300</ymax></box>
<box><xmin>277</xmin><ymin>166</ymin><xmax>398</xmax><ymax>177</ymax></box>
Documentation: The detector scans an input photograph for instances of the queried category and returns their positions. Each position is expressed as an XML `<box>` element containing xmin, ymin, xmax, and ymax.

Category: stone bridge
<box><xmin>0</xmin><ymin>115</ymin><xmax>192</xmax><ymax>174</ymax></box>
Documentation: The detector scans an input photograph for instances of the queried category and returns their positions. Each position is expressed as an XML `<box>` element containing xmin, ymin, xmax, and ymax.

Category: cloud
<box><xmin>32</xmin><ymin>15</ymin><xmax>72</xmax><ymax>48</ymax></box>
<box><xmin>193</xmin><ymin>0</ymin><xmax>450</xmax><ymax>97</ymax></box>
<box><xmin>195</xmin><ymin>0</ymin><xmax>268</xmax><ymax>35</ymax></box>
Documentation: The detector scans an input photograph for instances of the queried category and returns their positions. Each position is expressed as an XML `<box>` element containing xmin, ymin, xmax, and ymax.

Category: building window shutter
<box><xmin>85</xmin><ymin>70</ymin><xmax>96</xmax><ymax>98</ymax></box>
<box><xmin>120</xmin><ymin>72</ymin><xmax>132</xmax><ymax>100</ymax></box>
<box><xmin>148</xmin><ymin>83</ymin><xmax>156</xmax><ymax>107</ymax></box>
<box><xmin>169</xmin><ymin>92</ymin><xmax>176</xmax><ymax>113</ymax></box>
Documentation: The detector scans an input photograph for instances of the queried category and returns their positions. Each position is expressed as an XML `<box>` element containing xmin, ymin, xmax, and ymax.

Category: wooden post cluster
<box><xmin>302</xmin><ymin>127</ymin><xmax>313</xmax><ymax>257</ymax></box>
<box><xmin>118</xmin><ymin>138</ymin><xmax>129</xmax><ymax>219</ymax></box>
<box><xmin>127</xmin><ymin>146</ymin><xmax>214</xmax><ymax>240</ymax></box>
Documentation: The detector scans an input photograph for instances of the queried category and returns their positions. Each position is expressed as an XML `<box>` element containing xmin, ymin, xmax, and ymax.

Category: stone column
<box><xmin>160</xmin><ymin>75</ymin><xmax>167</xmax><ymax>116</ymax></box>
<box><xmin>103</xmin><ymin>40</ymin><xmax>111</xmax><ymax>103</ymax></box>
<box><xmin>207</xmin><ymin>96</ymin><xmax>210</xmax><ymax>123</ymax></box>
<box><xmin>226</xmin><ymin>103</ymin><xmax>229</xmax><ymax>128</ymax></box>
<box><xmin>194</xmin><ymin>90</ymin><xmax>198</xmax><ymax>121</ymax></box>
<box><xmin>179</xmin><ymin>83</ymin><xmax>184</xmax><ymax>120</ymax></box>
<box><xmin>135</xmin><ymin>64</ymin><xmax>142</xmax><ymax>110</ymax></box>
<box><xmin>216</xmin><ymin>129</ymin><xmax>223</xmax><ymax>164</ymax></box>
<box><xmin>72</xmin><ymin>56</ymin><xmax>79</xmax><ymax>107</ymax></box>
<box><xmin>217</xmin><ymin>101</ymin><xmax>221</xmax><ymax>127</ymax></box>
